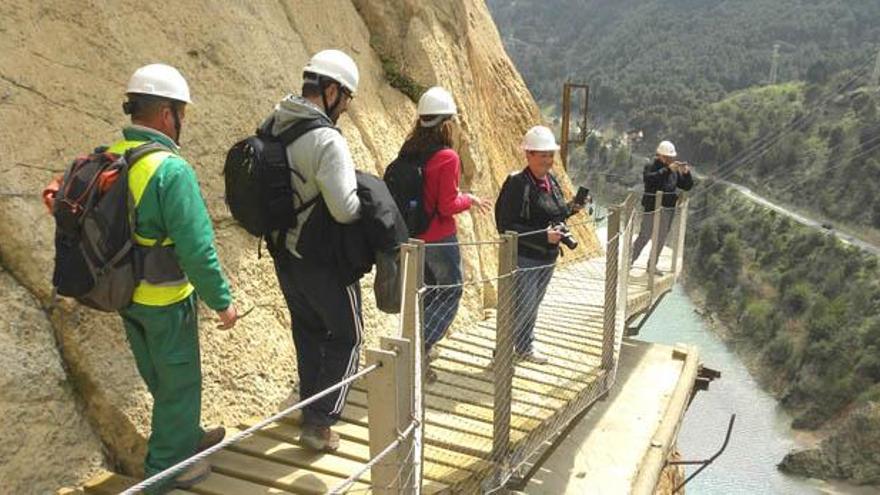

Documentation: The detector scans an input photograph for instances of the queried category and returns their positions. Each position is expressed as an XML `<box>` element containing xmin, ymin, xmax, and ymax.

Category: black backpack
<box><xmin>51</xmin><ymin>143</ymin><xmax>166</xmax><ymax>311</ymax></box>
<box><xmin>223</xmin><ymin>116</ymin><xmax>332</xmax><ymax>249</ymax></box>
<box><xmin>383</xmin><ymin>147</ymin><xmax>448</xmax><ymax>236</ymax></box>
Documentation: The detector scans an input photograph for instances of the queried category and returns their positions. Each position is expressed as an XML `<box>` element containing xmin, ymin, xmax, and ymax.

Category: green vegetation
<box><xmin>488</xmin><ymin>0</ymin><xmax>879</xmax><ymax>140</ymax></box>
<box><xmin>679</xmin><ymin>79</ymin><xmax>880</xmax><ymax>229</ymax></box>
<box><xmin>368</xmin><ymin>35</ymin><xmax>426</xmax><ymax>103</ymax></box>
<box><xmin>686</xmin><ymin>189</ymin><xmax>880</xmax><ymax>428</ymax></box>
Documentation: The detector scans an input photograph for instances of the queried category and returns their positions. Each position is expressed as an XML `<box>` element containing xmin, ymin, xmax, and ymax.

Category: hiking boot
<box><xmin>300</xmin><ymin>424</ymin><xmax>340</xmax><ymax>452</ymax></box>
<box><xmin>518</xmin><ymin>348</ymin><xmax>549</xmax><ymax>364</ymax></box>
<box><xmin>425</xmin><ymin>366</ymin><xmax>438</xmax><ymax>385</ymax></box>
<box><xmin>174</xmin><ymin>459</ymin><xmax>211</xmax><ymax>489</ymax></box>
<box><xmin>196</xmin><ymin>426</ymin><xmax>225</xmax><ymax>453</ymax></box>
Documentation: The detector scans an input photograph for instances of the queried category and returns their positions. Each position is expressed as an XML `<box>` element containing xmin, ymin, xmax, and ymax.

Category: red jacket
<box><xmin>418</xmin><ymin>148</ymin><xmax>472</xmax><ymax>242</ymax></box>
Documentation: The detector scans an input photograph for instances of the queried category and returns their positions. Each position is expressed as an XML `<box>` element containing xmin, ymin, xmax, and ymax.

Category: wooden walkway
<box><xmin>67</xmin><ymin>250</ymin><xmax>676</xmax><ymax>495</ymax></box>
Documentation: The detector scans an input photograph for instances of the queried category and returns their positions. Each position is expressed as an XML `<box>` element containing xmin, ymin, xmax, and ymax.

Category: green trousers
<box><xmin>121</xmin><ymin>293</ymin><xmax>203</xmax><ymax>493</ymax></box>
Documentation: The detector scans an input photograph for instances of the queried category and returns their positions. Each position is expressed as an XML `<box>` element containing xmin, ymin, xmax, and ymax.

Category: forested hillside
<box><xmin>680</xmin><ymin>77</ymin><xmax>880</xmax><ymax>229</ymax></box>
<box><xmin>488</xmin><ymin>0</ymin><xmax>879</xmax><ymax>139</ymax></box>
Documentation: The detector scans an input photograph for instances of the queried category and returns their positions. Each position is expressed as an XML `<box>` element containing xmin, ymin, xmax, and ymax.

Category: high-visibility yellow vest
<box><xmin>107</xmin><ymin>140</ymin><xmax>194</xmax><ymax>306</ymax></box>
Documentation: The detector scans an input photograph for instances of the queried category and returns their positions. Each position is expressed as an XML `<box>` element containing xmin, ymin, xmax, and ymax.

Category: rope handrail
<box><xmin>120</xmin><ymin>363</ymin><xmax>381</xmax><ymax>494</ymax></box>
<box><xmin>327</xmin><ymin>420</ymin><xmax>419</xmax><ymax>494</ymax></box>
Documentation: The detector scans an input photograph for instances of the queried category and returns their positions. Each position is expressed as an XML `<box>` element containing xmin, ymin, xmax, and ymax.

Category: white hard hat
<box><xmin>303</xmin><ymin>49</ymin><xmax>360</xmax><ymax>95</ymax></box>
<box><xmin>418</xmin><ymin>87</ymin><xmax>457</xmax><ymax>116</ymax></box>
<box><xmin>522</xmin><ymin>125</ymin><xmax>560</xmax><ymax>151</ymax></box>
<box><xmin>126</xmin><ymin>63</ymin><xmax>192</xmax><ymax>104</ymax></box>
<box><xmin>656</xmin><ymin>140</ymin><xmax>677</xmax><ymax>157</ymax></box>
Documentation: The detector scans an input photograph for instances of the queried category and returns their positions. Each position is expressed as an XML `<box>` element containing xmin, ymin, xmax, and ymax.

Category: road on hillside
<box><xmin>703</xmin><ymin>174</ymin><xmax>880</xmax><ymax>257</ymax></box>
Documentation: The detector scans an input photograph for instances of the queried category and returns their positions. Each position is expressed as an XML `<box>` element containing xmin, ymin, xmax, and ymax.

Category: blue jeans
<box><xmin>423</xmin><ymin>235</ymin><xmax>463</xmax><ymax>352</ymax></box>
<box><xmin>513</xmin><ymin>256</ymin><xmax>555</xmax><ymax>354</ymax></box>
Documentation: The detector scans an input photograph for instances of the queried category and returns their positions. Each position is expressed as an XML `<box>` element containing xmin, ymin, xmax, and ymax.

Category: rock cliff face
<box><xmin>0</xmin><ymin>0</ymin><xmax>599</xmax><ymax>489</ymax></box>
<box><xmin>779</xmin><ymin>402</ymin><xmax>880</xmax><ymax>485</ymax></box>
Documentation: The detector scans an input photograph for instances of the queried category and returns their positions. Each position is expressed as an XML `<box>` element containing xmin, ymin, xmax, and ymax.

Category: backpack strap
<box><xmin>411</xmin><ymin>145</ymin><xmax>450</xmax><ymax>220</ymax></box>
<box><xmin>124</xmin><ymin>141</ymin><xmax>171</xmax><ymax>166</ymax></box>
<box><xmin>259</xmin><ymin>116</ymin><xmax>337</xmax><ymax>256</ymax></box>
<box><xmin>275</xmin><ymin>115</ymin><xmax>336</xmax><ymax>146</ymax></box>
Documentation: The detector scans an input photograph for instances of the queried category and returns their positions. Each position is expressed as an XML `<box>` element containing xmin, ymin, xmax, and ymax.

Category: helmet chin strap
<box><xmin>170</xmin><ymin>104</ymin><xmax>182</xmax><ymax>144</ymax></box>
<box><xmin>321</xmin><ymin>83</ymin><xmax>344</xmax><ymax>124</ymax></box>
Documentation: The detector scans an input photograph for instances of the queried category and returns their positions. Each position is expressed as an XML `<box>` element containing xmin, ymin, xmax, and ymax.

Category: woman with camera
<box><xmin>494</xmin><ymin>126</ymin><xmax>584</xmax><ymax>364</ymax></box>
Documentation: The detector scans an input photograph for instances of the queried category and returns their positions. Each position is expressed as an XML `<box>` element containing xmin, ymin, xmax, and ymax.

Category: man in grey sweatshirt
<box><xmin>266</xmin><ymin>49</ymin><xmax>362</xmax><ymax>452</ymax></box>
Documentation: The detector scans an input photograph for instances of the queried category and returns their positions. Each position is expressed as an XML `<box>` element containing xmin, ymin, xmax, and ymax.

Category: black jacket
<box><xmin>642</xmin><ymin>159</ymin><xmax>695</xmax><ymax>210</ymax></box>
<box><xmin>495</xmin><ymin>168</ymin><xmax>575</xmax><ymax>261</ymax></box>
<box><xmin>297</xmin><ymin>171</ymin><xmax>408</xmax><ymax>284</ymax></box>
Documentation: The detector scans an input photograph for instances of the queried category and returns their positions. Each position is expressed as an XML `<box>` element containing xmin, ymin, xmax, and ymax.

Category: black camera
<box><xmin>574</xmin><ymin>186</ymin><xmax>590</xmax><ymax>206</ymax></box>
<box><xmin>553</xmin><ymin>222</ymin><xmax>579</xmax><ymax>250</ymax></box>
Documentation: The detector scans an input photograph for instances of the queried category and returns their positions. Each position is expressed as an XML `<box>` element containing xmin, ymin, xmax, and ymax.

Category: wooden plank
<box><xmin>438</xmin><ymin>337</ymin><xmax>601</xmax><ymax>382</ymax></box>
<box><xmin>346</xmin><ymin>387</ymin><xmax>527</xmax><ymax>438</ymax></box>
<box><xmin>208</xmin><ymin>449</ymin><xmax>371</xmax><ymax>494</ymax></box>
<box><xmin>441</xmin><ymin>333</ymin><xmax>602</xmax><ymax>374</ymax></box>
<box><xmin>456</xmin><ymin>326</ymin><xmax>601</xmax><ymax>363</ymax></box>
<box><xmin>428</xmin><ymin>368</ymin><xmax>567</xmax><ymax>410</ymax></box>
<box><xmin>470</xmin><ymin>321</ymin><xmax>602</xmax><ymax>352</ymax></box>
<box><xmin>341</xmin><ymin>400</ymin><xmax>493</xmax><ymax>447</ymax></box>
<box><xmin>258</xmin><ymin>422</ymin><xmax>482</xmax><ymax>483</ymax></box>
<box><xmin>419</xmin><ymin>381</ymin><xmax>554</xmax><ymax>422</ymax></box>
<box><xmin>435</xmin><ymin>347</ymin><xmax>586</xmax><ymax>391</ymax></box>
<box><xmin>431</xmin><ymin>357</ymin><xmax>580</xmax><ymax>401</ymax></box>
<box><xmin>82</xmin><ymin>470</ymin><xmax>287</xmax><ymax>495</ymax></box>
<box><xmin>451</xmin><ymin>331</ymin><xmax>604</xmax><ymax>374</ymax></box>
<box><xmin>226</xmin><ymin>428</ymin><xmax>373</xmax><ymax>482</ymax></box>
<box><xmin>82</xmin><ymin>471</ymin><xmax>195</xmax><ymax>495</ymax></box>
<box><xmin>191</xmin><ymin>474</ymin><xmax>297</xmax><ymax>495</ymax></box>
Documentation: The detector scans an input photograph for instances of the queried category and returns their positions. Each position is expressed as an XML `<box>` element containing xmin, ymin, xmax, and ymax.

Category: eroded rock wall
<box><xmin>0</xmin><ymin>0</ymin><xmax>599</xmax><ymax>487</ymax></box>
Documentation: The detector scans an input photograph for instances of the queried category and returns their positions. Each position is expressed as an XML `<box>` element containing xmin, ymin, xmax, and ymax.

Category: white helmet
<box><xmin>522</xmin><ymin>125</ymin><xmax>560</xmax><ymax>151</ymax></box>
<box><xmin>418</xmin><ymin>86</ymin><xmax>457</xmax><ymax>115</ymax></box>
<box><xmin>126</xmin><ymin>63</ymin><xmax>192</xmax><ymax>104</ymax></box>
<box><xmin>303</xmin><ymin>49</ymin><xmax>359</xmax><ymax>95</ymax></box>
<box><xmin>656</xmin><ymin>140</ymin><xmax>677</xmax><ymax>157</ymax></box>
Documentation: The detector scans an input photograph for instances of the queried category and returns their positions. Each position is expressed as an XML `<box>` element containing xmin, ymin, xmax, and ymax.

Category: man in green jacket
<box><xmin>113</xmin><ymin>64</ymin><xmax>239</xmax><ymax>493</ymax></box>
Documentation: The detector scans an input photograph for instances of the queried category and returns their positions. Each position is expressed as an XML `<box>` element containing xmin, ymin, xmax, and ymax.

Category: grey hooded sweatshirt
<box><xmin>264</xmin><ymin>95</ymin><xmax>361</xmax><ymax>258</ymax></box>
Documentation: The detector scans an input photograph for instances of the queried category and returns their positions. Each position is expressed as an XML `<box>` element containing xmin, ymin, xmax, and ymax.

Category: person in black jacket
<box><xmin>631</xmin><ymin>140</ymin><xmax>695</xmax><ymax>272</ymax></box>
<box><xmin>495</xmin><ymin>126</ymin><xmax>582</xmax><ymax>364</ymax></box>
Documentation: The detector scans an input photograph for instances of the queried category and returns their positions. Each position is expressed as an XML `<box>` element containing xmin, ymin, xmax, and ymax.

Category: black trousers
<box><xmin>272</xmin><ymin>252</ymin><xmax>363</xmax><ymax>427</ymax></box>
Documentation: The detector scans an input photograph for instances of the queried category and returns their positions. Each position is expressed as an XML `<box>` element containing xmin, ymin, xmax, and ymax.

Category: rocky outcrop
<box><xmin>778</xmin><ymin>402</ymin><xmax>880</xmax><ymax>485</ymax></box>
<box><xmin>0</xmin><ymin>267</ymin><xmax>103</xmax><ymax>493</ymax></box>
<box><xmin>0</xmin><ymin>0</ymin><xmax>599</xmax><ymax>488</ymax></box>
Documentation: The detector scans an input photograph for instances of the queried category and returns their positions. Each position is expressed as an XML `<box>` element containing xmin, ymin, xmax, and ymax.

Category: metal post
<box><xmin>673</xmin><ymin>195</ymin><xmax>689</xmax><ymax>279</ymax></box>
<box><xmin>618</xmin><ymin>198</ymin><xmax>635</xmax><ymax>340</ymax></box>
<box><xmin>399</xmin><ymin>240</ymin><xmax>425</xmax><ymax>492</ymax></box>
<box><xmin>603</xmin><ymin>207</ymin><xmax>620</xmax><ymax>370</ymax></box>
<box><xmin>492</xmin><ymin>232</ymin><xmax>518</xmax><ymax>476</ymax></box>
<box><xmin>647</xmin><ymin>192</ymin><xmax>663</xmax><ymax>298</ymax></box>
<box><xmin>367</xmin><ymin>336</ymin><xmax>413</xmax><ymax>494</ymax></box>
<box><xmin>560</xmin><ymin>83</ymin><xmax>571</xmax><ymax>170</ymax></box>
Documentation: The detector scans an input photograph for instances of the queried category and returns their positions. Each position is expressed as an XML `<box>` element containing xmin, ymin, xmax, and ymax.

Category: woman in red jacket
<box><xmin>400</xmin><ymin>87</ymin><xmax>490</xmax><ymax>382</ymax></box>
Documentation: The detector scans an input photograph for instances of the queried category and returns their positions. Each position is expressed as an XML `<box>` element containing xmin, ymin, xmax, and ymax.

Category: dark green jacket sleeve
<box><xmin>159</xmin><ymin>157</ymin><xmax>232</xmax><ymax>311</ymax></box>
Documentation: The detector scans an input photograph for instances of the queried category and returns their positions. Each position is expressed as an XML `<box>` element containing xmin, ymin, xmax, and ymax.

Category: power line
<box><xmin>688</xmin><ymin>55</ymin><xmax>877</xmax><ymax>200</ymax></box>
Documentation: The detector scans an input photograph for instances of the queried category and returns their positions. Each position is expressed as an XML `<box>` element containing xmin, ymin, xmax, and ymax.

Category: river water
<box><xmin>640</xmin><ymin>286</ymin><xmax>876</xmax><ymax>495</ymax></box>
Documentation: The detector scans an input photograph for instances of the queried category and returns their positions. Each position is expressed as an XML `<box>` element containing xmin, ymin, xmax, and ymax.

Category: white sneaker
<box><xmin>518</xmin><ymin>348</ymin><xmax>549</xmax><ymax>364</ymax></box>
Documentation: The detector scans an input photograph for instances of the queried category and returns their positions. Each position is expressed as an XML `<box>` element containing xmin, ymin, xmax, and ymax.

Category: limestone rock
<box><xmin>779</xmin><ymin>402</ymin><xmax>880</xmax><ymax>485</ymax></box>
<box><xmin>0</xmin><ymin>267</ymin><xmax>103</xmax><ymax>493</ymax></box>
<box><xmin>0</xmin><ymin>0</ymin><xmax>600</xmax><ymax>488</ymax></box>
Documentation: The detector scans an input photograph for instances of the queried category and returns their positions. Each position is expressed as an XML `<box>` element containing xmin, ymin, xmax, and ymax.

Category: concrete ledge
<box><xmin>524</xmin><ymin>340</ymin><xmax>700</xmax><ymax>494</ymax></box>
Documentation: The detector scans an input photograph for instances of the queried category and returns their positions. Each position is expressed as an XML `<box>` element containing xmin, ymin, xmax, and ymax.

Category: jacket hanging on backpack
<box><xmin>297</xmin><ymin>171</ymin><xmax>408</xmax><ymax>312</ymax></box>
